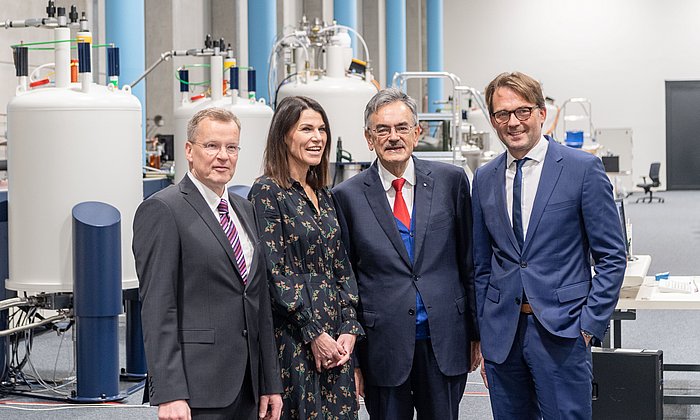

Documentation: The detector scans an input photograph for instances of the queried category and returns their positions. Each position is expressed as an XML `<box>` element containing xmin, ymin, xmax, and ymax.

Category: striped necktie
<box><xmin>218</xmin><ymin>198</ymin><xmax>248</xmax><ymax>283</ymax></box>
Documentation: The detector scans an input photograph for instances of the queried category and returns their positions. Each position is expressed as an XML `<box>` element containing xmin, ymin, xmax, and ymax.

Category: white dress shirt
<box><xmin>377</xmin><ymin>158</ymin><xmax>416</xmax><ymax>217</ymax></box>
<box><xmin>187</xmin><ymin>172</ymin><xmax>254</xmax><ymax>267</ymax></box>
<box><xmin>505</xmin><ymin>136</ymin><xmax>549</xmax><ymax>240</ymax></box>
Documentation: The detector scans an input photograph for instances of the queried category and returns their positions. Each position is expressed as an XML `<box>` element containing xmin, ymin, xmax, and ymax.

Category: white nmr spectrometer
<box><xmin>2</xmin><ymin>1</ymin><xmax>143</xmax><ymax>403</ymax></box>
<box><xmin>134</xmin><ymin>35</ymin><xmax>274</xmax><ymax>187</ymax></box>
<box><xmin>6</xmin><ymin>10</ymin><xmax>141</xmax><ymax>295</ymax></box>
<box><xmin>271</xmin><ymin>17</ymin><xmax>379</xmax><ymax>176</ymax></box>
<box><xmin>173</xmin><ymin>36</ymin><xmax>273</xmax><ymax>187</ymax></box>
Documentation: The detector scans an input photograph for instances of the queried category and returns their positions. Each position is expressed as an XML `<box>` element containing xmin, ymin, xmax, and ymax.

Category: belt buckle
<box><xmin>520</xmin><ymin>303</ymin><xmax>533</xmax><ymax>314</ymax></box>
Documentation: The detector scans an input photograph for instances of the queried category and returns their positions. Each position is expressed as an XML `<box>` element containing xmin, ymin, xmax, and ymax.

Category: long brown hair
<box><xmin>262</xmin><ymin>96</ymin><xmax>331</xmax><ymax>189</ymax></box>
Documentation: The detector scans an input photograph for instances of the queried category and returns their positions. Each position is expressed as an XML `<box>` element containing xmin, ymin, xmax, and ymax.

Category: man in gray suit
<box><xmin>133</xmin><ymin>108</ymin><xmax>283</xmax><ymax>420</ymax></box>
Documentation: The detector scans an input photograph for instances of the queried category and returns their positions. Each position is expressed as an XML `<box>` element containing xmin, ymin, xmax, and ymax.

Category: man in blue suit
<box><xmin>472</xmin><ymin>72</ymin><xmax>627</xmax><ymax>419</ymax></box>
<box><xmin>333</xmin><ymin>88</ymin><xmax>480</xmax><ymax>420</ymax></box>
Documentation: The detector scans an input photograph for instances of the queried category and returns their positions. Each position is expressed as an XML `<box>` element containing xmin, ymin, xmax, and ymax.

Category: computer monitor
<box><xmin>614</xmin><ymin>198</ymin><xmax>631</xmax><ymax>260</ymax></box>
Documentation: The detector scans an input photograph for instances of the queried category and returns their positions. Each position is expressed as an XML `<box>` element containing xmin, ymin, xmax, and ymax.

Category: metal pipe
<box><xmin>391</xmin><ymin>71</ymin><xmax>462</xmax><ymax>91</ymax></box>
<box><xmin>3</xmin><ymin>18</ymin><xmax>54</xmax><ymax>29</ymax></box>
<box><xmin>130</xmin><ymin>47</ymin><xmax>225</xmax><ymax>89</ymax></box>
<box><xmin>129</xmin><ymin>50</ymin><xmax>172</xmax><ymax>88</ymax></box>
<box><xmin>455</xmin><ymin>85</ymin><xmax>502</xmax><ymax>151</ymax></box>
<box><xmin>392</xmin><ymin>71</ymin><xmax>465</xmax><ymax>166</ymax></box>
<box><xmin>267</xmin><ymin>32</ymin><xmax>310</xmax><ymax>102</ymax></box>
<box><xmin>0</xmin><ymin>312</ymin><xmax>69</xmax><ymax>337</ymax></box>
<box><xmin>0</xmin><ymin>297</ymin><xmax>28</xmax><ymax>311</ymax></box>
<box><xmin>457</xmin><ymin>86</ymin><xmax>491</xmax><ymax>121</ymax></box>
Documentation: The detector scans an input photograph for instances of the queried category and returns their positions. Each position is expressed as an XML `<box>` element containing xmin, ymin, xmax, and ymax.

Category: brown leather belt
<box><xmin>520</xmin><ymin>303</ymin><xmax>534</xmax><ymax>314</ymax></box>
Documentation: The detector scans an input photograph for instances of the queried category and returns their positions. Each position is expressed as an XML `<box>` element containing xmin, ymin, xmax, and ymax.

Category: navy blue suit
<box><xmin>333</xmin><ymin>157</ymin><xmax>478</xmax><ymax>419</ymax></box>
<box><xmin>472</xmin><ymin>138</ymin><xmax>627</xmax><ymax>418</ymax></box>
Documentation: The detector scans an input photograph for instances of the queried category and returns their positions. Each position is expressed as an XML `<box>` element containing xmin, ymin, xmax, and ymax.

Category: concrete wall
<box><xmin>145</xmin><ymin>0</ymin><xmax>211</xmax><ymax>138</ymax></box>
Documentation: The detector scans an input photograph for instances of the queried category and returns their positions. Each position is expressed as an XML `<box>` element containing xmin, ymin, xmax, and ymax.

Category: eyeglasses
<box><xmin>491</xmin><ymin>106</ymin><xmax>539</xmax><ymax>124</ymax></box>
<box><xmin>191</xmin><ymin>141</ymin><xmax>241</xmax><ymax>156</ymax></box>
<box><xmin>369</xmin><ymin>124</ymin><xmax>417</xmax><ymax>139</ymax></box>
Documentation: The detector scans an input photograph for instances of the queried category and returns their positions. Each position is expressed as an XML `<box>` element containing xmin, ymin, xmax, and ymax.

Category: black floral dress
<box><xmin>249</xmin><ymin>175</ymin><xmax>364</xmax><ymax>420</ymax></box>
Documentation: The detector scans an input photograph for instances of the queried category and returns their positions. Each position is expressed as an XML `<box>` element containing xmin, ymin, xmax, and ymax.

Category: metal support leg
<box><xmin>121</xmin><ymin>288</ymin><xmax>147</xmax><ymax>381</ymax></box>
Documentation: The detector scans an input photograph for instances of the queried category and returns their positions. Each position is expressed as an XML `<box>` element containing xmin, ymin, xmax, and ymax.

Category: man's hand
<box><xmin>354</xmin><ymin>368</ymin><xmax>365</xmax><ymax>407</ymax></box>
<box><xmin>581</xmin><ymin>330</ymin><xmax>593</xmax><ymax>347</ymax></box>
<box><xmin>158</xmin><ymin>399</ymin><xmax>190</xmax><ymax>420</ymax></box>
<box><xmin>469</xmin><ymin>341</ymin><xmax>482</xmax><ymax>372</ymax></box>
<box><xmin>310</xmin><ymin>332</ymin><xmax>345</xmax><ymax>372</ymax></box>
<box><xmin>480</xmin><ymin>355</ymin><xmax>489</xmax><ymax>389</ymax></box>
<box><xmin>258</xmin><ymin>394</ymin><xmax>282</xmax><ymax>420</ymax></box>
<box><xmin>334</xmin><ymin>334</ymin><xmax>357</xmax><ymax>367</ymax></box>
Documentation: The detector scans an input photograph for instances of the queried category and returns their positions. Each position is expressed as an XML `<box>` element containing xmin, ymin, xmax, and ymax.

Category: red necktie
<box><xmin>391</xmin><ymin>178</ymin><xmax>411</xmax><ymax>228</ymax></box>
<box><xmin>218</xmin><ymin>199</ymin><xmax>248</xmax><ymax>284</ymax></box>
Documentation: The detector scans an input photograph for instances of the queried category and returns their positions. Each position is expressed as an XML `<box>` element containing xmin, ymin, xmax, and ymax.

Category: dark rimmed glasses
<box><xmin>491</xmin><ymin>106</ymin><xmax>539</xmax><ymax>124</ymax></box>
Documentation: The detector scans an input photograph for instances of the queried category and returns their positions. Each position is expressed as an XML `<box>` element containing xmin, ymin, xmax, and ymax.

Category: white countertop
<box><xmin>617</xmin><ymin>276</ymin><xmax>700</xmax><ymax>310</ymax></box>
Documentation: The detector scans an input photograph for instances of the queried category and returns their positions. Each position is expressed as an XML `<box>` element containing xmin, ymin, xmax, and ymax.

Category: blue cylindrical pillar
<box><xmin>334</xmin><ymin>0</ymin><xmax>357</xmax><ymax>55</ymax></box>
<box><xmin>71</xmin><ymin>202</ymin><xmax>123</xmax><ymax>402</ymax></box>
<box><xmin>248</xmin><ymin>0</ymin><xmax>276</xmax><ymax>103</ymax></box>
<box><xmin>0</xmin><ymin>191</ymin><xmax>8</xmax><ymax>382</ymax></box>
<box><xmin>105</xmin><ymin>0</ymin><xmax>146</xmax><ymax>164</ymax></box>
<box><xmin>427</xmin><ymin>0</ymin><xmax>444</xmax><ymax>113</ymax></box>
<box><xmin>386</xmin><ymin>0</ymin><xmax>407</xmax><ymax>87</ymax></box>
<box><xmin>121</xmin><ymin>289</ymin><xmax>147</xmax><ymax>381</ymax></box>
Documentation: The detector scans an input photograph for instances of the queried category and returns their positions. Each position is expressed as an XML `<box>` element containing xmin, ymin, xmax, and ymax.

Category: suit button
<box><xmin>243</xmin><ymin>292</ymin><xmax>247</xmax><ymax>298</ymax></box>
<box><xmin>413</xmin><ymin>275</ymin><xmax>420</xmax><ymax>281</ymax></box>
<box><xmin>408</xmin><ymin>309</ymin><xmax>415</xmax><ymax>316</ymax></box>
<box><xmin>515</xmin><ymin>297</ymin><xmax>521</xmax><ymax>305</ymax></box>
<box><xmin>242</xmin><ymin>329</ymin><xmax>248</xmax><ymax>338</ymax></box>
<box><xmin>520</xmin><ymin>261</ymin><xmax>528</xmax><ymax>268</ymax></box>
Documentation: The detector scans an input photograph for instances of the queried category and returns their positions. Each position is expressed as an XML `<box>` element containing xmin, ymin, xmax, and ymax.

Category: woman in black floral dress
<box><xmin>249</xmin><ymin>96</ymin><xmax>364</xmax><ymax>419</ymax></box>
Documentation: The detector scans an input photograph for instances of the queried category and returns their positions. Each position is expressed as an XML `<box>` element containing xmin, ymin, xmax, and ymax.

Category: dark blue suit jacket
<box><xmin>333</xmin><ymin>157</ymin><xmax>479</xmax><ymax>387</ymax></box>
<box><xmin>472</xmin><ymin>138</ymin><xmax>627</xmax><ymax>364</ymax></box>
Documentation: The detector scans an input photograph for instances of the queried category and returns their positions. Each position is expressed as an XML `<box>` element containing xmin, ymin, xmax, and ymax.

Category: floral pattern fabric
<box><xmin>249</xmin><ymin>175</ymin><xmax>363</xmax><ymax>420</ymax></box>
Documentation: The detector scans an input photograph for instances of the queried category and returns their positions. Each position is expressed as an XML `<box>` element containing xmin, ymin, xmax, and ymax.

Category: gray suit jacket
<box><xmin>133</xmin><ymin>175</ymin><xmax>282</xmax><ymax>408</ymax></box>
<box><xmin>332</xmin><ymin>157</ymin><xmax>479</xmax><ymax>387</ymax></box>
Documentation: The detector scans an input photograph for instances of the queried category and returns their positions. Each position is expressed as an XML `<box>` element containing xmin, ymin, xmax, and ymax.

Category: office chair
<box><xmin>635</xmin><ymin>162</ymin><xmax>664</xmax><ymax>203</ymax></box>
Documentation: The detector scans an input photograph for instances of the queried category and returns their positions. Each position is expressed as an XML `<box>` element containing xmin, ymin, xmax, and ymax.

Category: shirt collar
<box><xmin>377</xmin><ymin>157</ymin><xmax>416</xmax><ymax>192</ymax></box>
<box><xmin>187</xmin><ymin>172</ymin><xmax>226</xmax><ymax>213</ymax></box>
<box><xmin>506</xmin><ymin>135</ymin><xmax>549</xmax><ymax>169</ymax></box>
